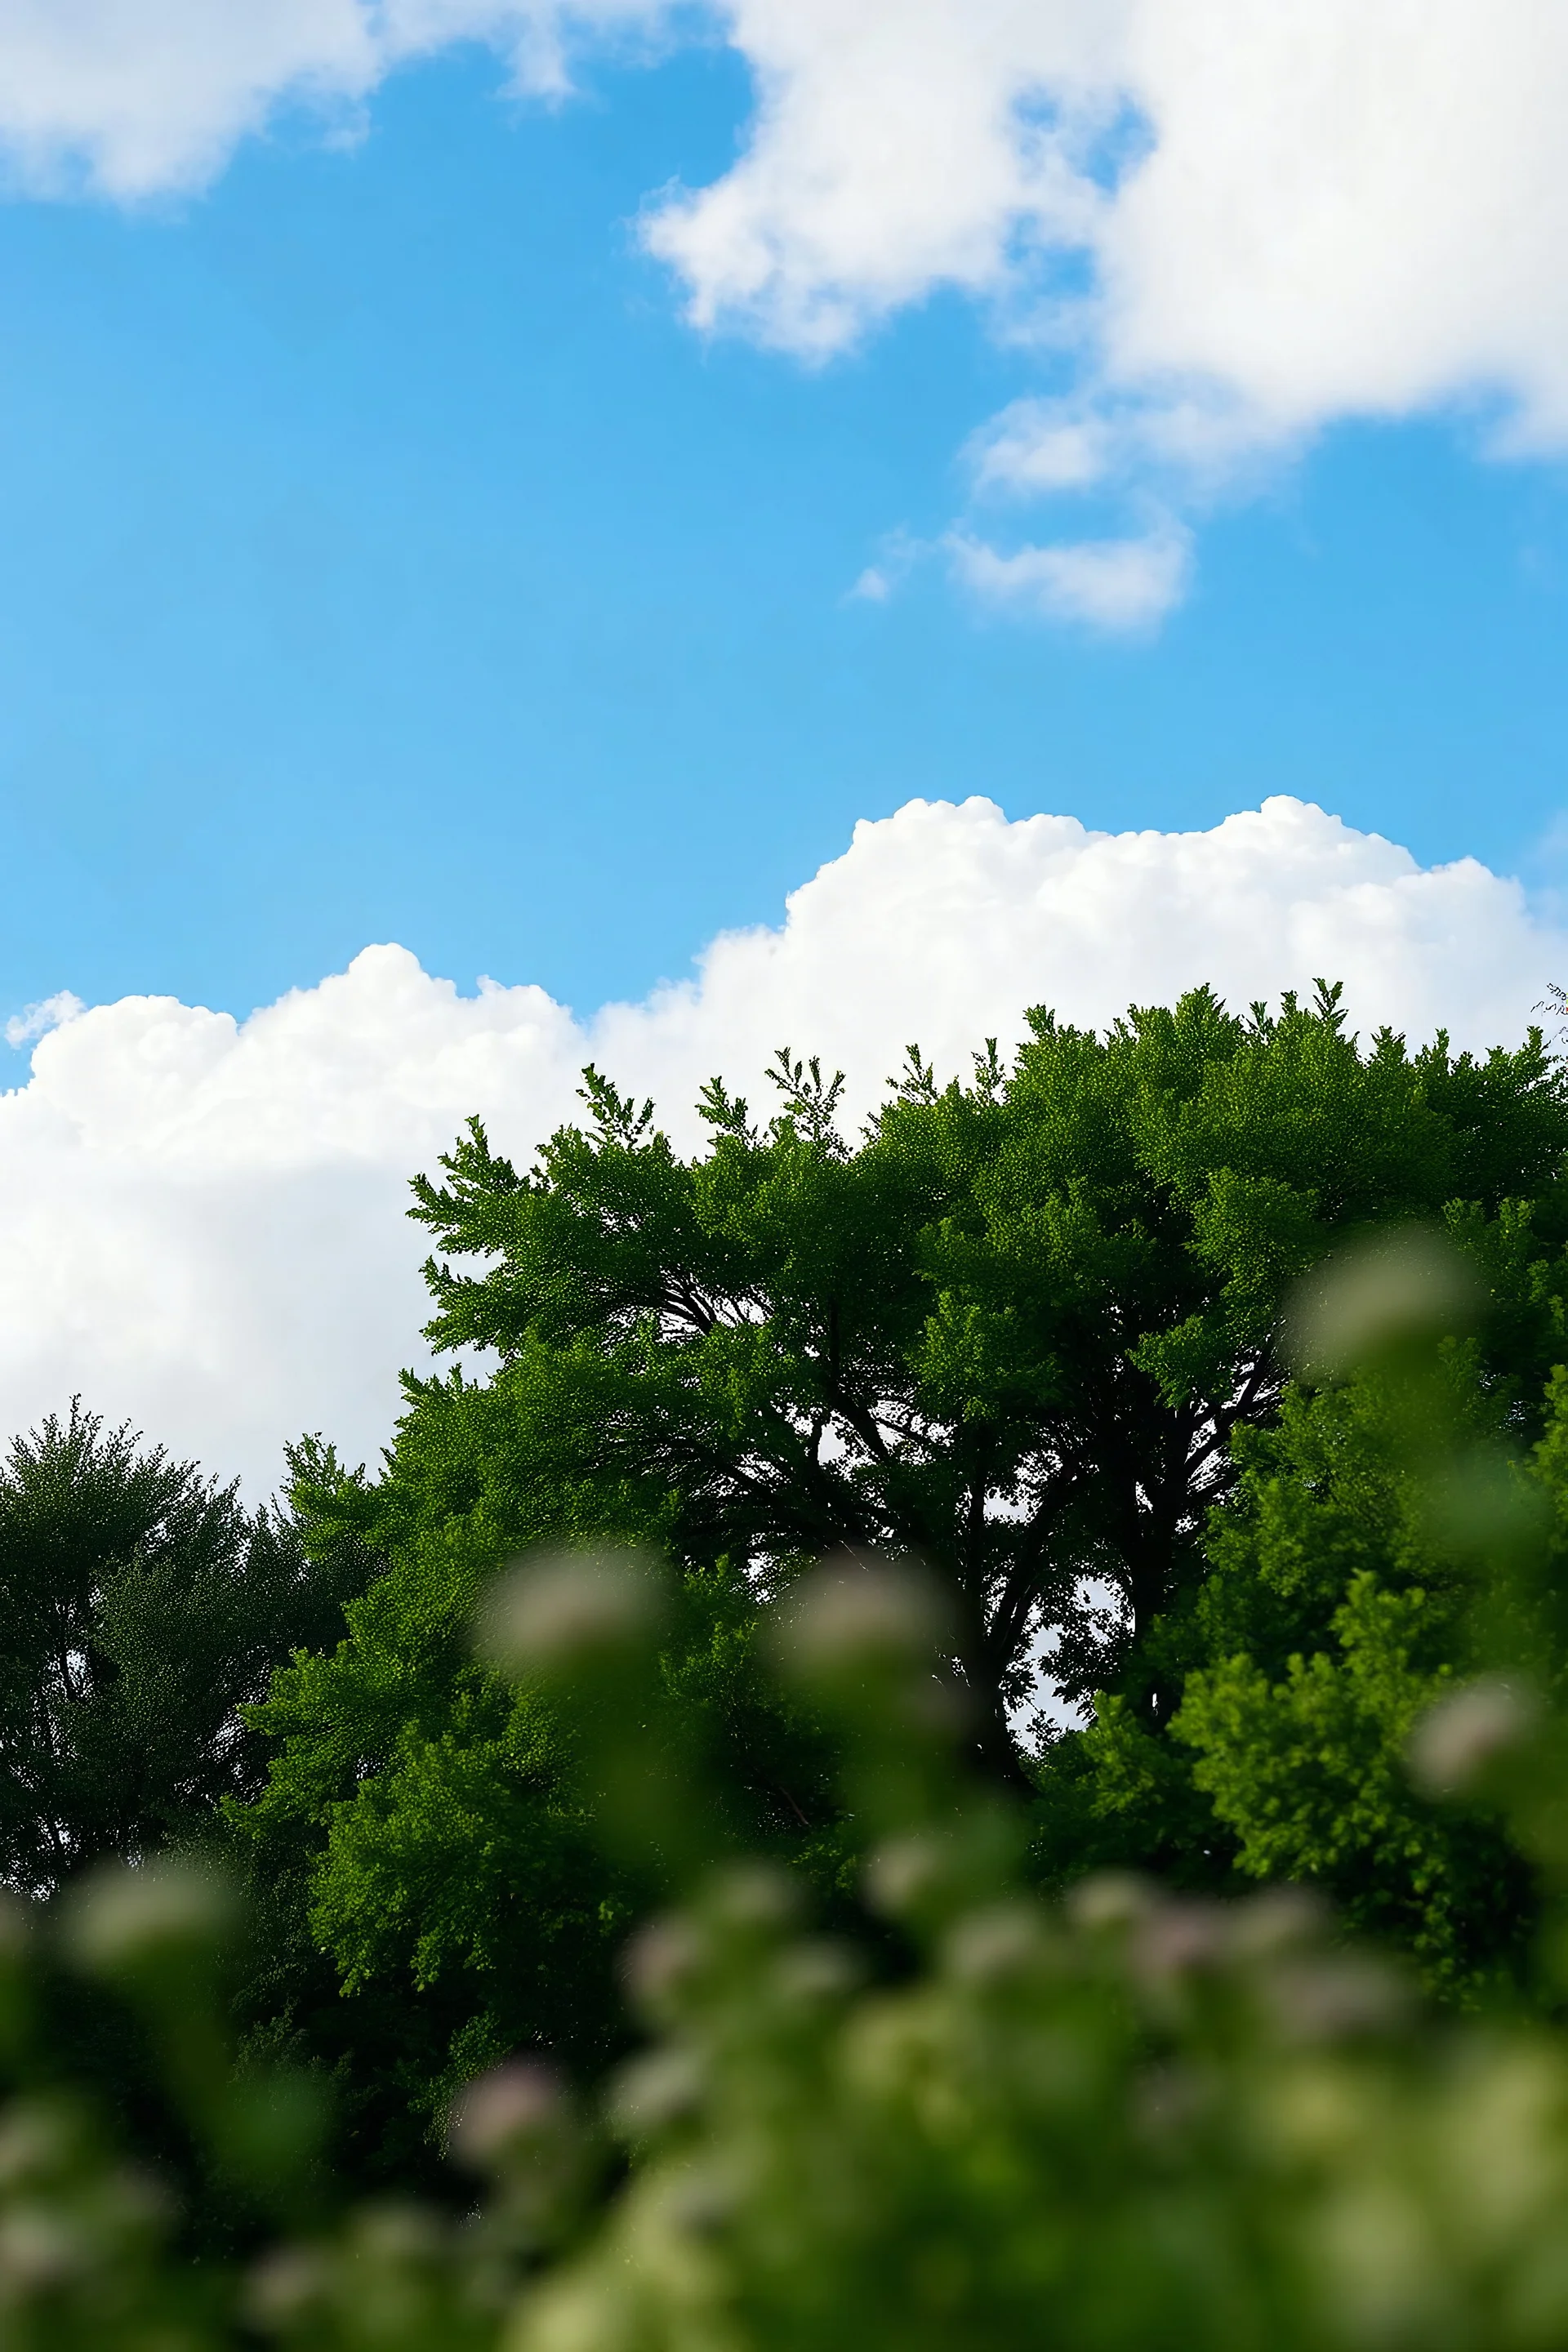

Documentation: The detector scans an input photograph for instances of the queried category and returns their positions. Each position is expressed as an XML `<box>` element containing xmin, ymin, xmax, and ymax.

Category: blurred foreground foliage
<box><xmin>14</xmin><ymin>1239</ymin><xmax>1568</xmax><ymax>2348</ymax></box>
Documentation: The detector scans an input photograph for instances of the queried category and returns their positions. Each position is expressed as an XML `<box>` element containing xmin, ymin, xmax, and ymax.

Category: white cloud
<box><xmin>4</xmin><ymin>990</ymin><xmax>85</xmax><ymax>1049</ymax></box>
<box><xmin>970</xmin><ymin>403</ymin><xmax>1120</xmax><ymax>499</ymax></box>
<box><xmin>0</xmin><ymin>1</ymin><xmax>658</xmax><ymax>197</ymax></box>
<box><xmin>966</xmin><ymin>390</ymin><xmax>1290</xmax><ymax>504</ymax></box>
<box><xmin>947</xmin><ymin>519</ymin><xmax>1192</xmax><ymax>630</ymax></box>
<box><xmin>639</xmin><ymin>4</ymin><xmax>1568</xmax><ymax>434</ymax></box>
<box><xmin>848</xmin><ymin>528</ymin><xmax>928</xmax><ymax>606</ymax></box>
<box><xmin>6</xmin><ymin>5</ymin><xmax>1568</xmax><ymax>608</ymax></box>
<box><xmin>0</xmin><ymin>796</ymin><xmax>1559</xmax><ymax>1492</ymax></box>
<box><xmin>639</xmin><ymin>2</ymin><xmax>1568</xmax><ymax>615</ymax></box>
<box><xmin>0</xmin><ymin>1</ymin><xmax>376</xmax><ymax>196</ymax></box>
<box><xmin>638</xmin><ymin>1</ymin><xmax>1117</xmax><ymax>357</ymax></box>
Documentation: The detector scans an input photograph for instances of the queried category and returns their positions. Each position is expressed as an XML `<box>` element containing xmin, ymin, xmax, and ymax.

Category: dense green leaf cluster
<box><xmin>234</xmin><ymin>1519</ymin><xmax>835</xmax><ymax>2152</ymax></box>
<box><xmin>1054</xmin><ymin>1206</ymin><xmax>1568</xmax><ymax>1993</ymax></box>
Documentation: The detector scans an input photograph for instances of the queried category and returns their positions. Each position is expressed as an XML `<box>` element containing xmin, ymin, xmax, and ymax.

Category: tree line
<box><xmin>7</xmin><ymin>978</ymin><xmax>1568</xmax><ymax>2345</ymax></box>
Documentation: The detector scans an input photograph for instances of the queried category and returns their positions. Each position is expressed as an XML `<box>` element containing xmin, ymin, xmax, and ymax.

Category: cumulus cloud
<box><xmin>0</xmin><ymin>796</ymin><xmax>1559</xmax><ymax>1491</ymax></box>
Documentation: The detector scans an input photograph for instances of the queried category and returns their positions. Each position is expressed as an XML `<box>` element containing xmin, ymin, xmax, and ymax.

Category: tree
<box><xmin>233</xmin><ymin>983</ymin><xmax>1568</xmax><ymax>2132</ymax></box>
<box><xmin>398</xmin><ymin>984</ymin><xmax>1568</xmax><ymax>1775</ymax></box>
<box><xmin>0</xmin><ymin>1401</ymin><xmax>363</xmax><ymax>1896</ymax></box>
<box><xmin>233</xmin><ymin>1473</ymin><xmax>841</xmax><ymax>2162</ymax></box>
<box><xmin>1037</xmin><ymin>1202</ymin><xmax>1568</xmax><ymax>1993</ymax></box>
<box><xmin>1065</xmin><ymin>1361</ymin><xmax>1539</xmax><ymax>1992</ymax></box>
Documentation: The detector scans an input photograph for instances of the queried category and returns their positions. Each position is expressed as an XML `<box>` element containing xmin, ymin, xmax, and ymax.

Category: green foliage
<box><xmin>0</xmin><ymin>1402</ymin><xmax>363</xmax><ymax>1898</ymax></box>
<box><xmin>1050</xmin><ymin>1224</ymin><xmax>1568</xmax><ymax>1995</ymax></box>
<box><xmin>507</xmin><ymin>1551</ymin><xmax>1557</xmax><ymax>2352</ymax></box>
<box><xmin>235</xmin><ymin>1498</ymin><xmax>838</xmax><ymax>2157</ymax></box>
<box><xmin>229</xmin><ymin>1503</ymin><xmax>621</xmax><ymax>2179</ymax></box>
<box><xmin>1170</xmin><ymin>1368</ymin><xmax>1533</xmax><ymax>1996</ymax></box>
<box><xmin>403</xmin><ymin>988</ymin><xmax>1566</xmax><ymax>1764</ymax></box>
<box><xmin>7</xmin><ymin>1499</ymin><xmax>1568</xmax><ymax>2349</ymax></box>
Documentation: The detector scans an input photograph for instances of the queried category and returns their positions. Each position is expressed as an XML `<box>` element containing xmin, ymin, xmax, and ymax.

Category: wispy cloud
<box><xmin>965</xmin><ymin>390</ymin><xmax>1291</xmax><ymax>504</ymax></box>
<box><xmin>848</xmin><ymin>528</ymin><xmax>928</xmax><ymax>606</ymax></box>
<box><xmin>5</xmin><ymin>991</ymin><xmax>84</xmax><ymax>1050</ymax></box>
<box><xmin>947</xmin><ymin>519</ymin><xmax>1192</xmax><ymax>631</ymax></box>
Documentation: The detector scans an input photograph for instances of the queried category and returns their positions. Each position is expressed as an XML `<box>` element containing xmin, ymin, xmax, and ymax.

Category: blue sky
<box><xmin>7</xmin><ymin>2</ymin><xmax>1568</xmax><ymax>1480</ymax></box>
<box><xmin>2</xmin><ymin>23</ymin><xmax>1567</xmax><ymax>1034</ymax></box>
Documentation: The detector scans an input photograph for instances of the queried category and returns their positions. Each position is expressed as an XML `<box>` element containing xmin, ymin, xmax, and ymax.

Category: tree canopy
<box><xmin>221</xmin><ymin>983</ymin><xmax>1568</xmax><ymax>2117</ymax></box>
<box><xmin>0</xmin><ymin>1401</ymin><xmax>363</xmax><ymax>1897</ymax></box>
<box><xmin>399</xmin><ymin>983</ymin><xmax>1568</xmax><ymax>1767</ymax></box>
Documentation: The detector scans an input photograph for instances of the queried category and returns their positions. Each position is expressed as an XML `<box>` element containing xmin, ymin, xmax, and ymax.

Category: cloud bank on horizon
<box><xmin>0</xmin><ymin>795</ymin><xmax>1559</xmax><ymax>1492</ymax></box>
<box><xmin>2</xmin><ymin>2</ymin><xmax>1567</xmax><ymax>622</ymax></box>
